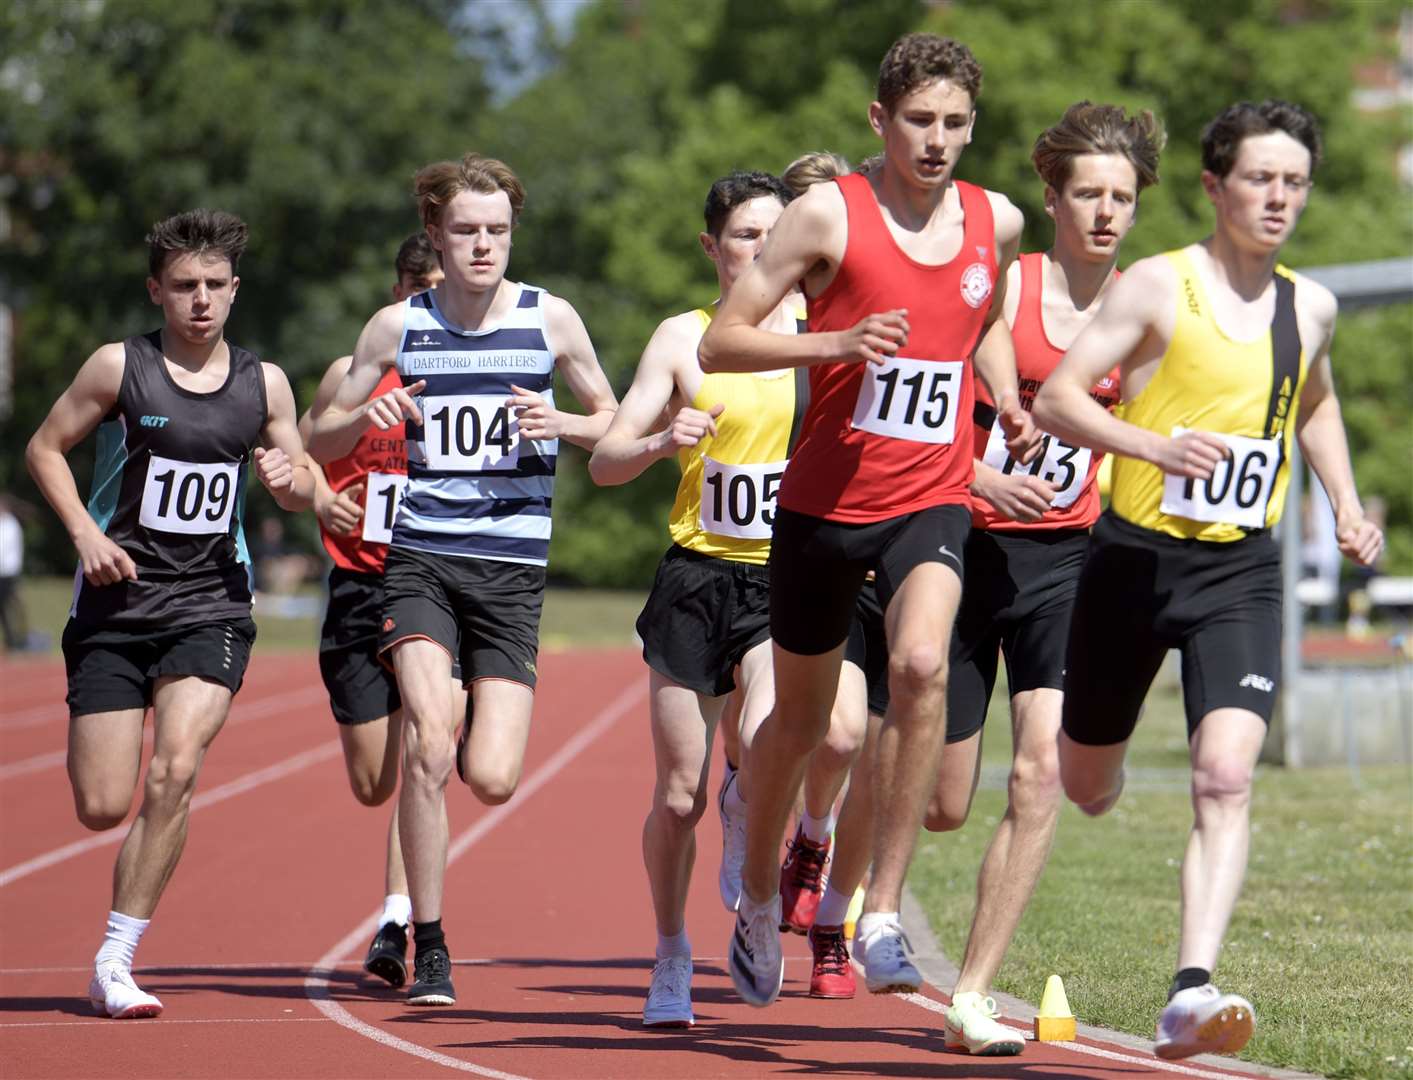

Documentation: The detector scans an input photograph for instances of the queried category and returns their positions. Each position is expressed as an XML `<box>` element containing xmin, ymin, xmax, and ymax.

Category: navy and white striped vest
<box><xmin>392</xmin><ymin>284</ymin><xmax>557</xmax><ymax>565</ymax></box>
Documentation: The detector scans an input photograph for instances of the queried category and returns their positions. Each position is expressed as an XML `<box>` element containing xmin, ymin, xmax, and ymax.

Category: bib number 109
<box><xmin>139</xmin><ymin>455</ymin><xmax>239</xmax><ymax>535</ymax></box>
<box><xmin>699</xmin><ymin>458</ymin><xmax>786</xmax><ymax>540</ymax></box>
<box><xmin>1160</xmin><ymin>428</ymin><xmax>1280</xmax><ymax>530</ymax></box>
<box><xmin>851</xmin><ymin>357</ymin><xmax>963</xmax><ymax>444</ymax></box>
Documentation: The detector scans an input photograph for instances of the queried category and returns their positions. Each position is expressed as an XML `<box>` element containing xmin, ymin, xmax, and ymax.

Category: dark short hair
<box><xmin>703</xmin><ymin>171</ymin><xmax>794</xmax><ymax>238</ymax></box>
<box><xmin>877</xmin><ymin>33</ymin><xmax>982</xmax><ymax>114</ymax></box>
<box><xmin>395</xmin><ymin>232</ymin><xmax>439</xmax><ymax>281</ymax></box>
<box><xmin>146</xmin><ymin>209</ymin><xmax>249</xmax><ymax>278</ymax></box>
<box><xmin>1201</xmin><ymin>100</ymin><xmax>1323</xmax><ymax>179</ymax></box>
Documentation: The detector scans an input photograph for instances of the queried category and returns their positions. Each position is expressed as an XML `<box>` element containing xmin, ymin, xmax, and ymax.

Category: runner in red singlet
<box><xmin>698</xmin><ymin>33</ymin><xmax>1040</xmax><ymax>1007</ymax></box>
<box><xmin>921</xmin><ymin>103</ymin><xmax>1164</xmax><ymax>1055</ymax></box>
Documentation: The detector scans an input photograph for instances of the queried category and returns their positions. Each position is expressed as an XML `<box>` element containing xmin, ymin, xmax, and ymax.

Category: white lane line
<box><xmin>0</xmin><ymin>740</ymin><xmax>342</xmax><ymax>888</ymax></box>
<box><xmin>304</xmin><ymin>679</ymin><xmax>646</xmax><ymax>1080</ymax></box>
<box><xmin>899</xmin><ymin>990</ymin><xmax>1255</xmax><ymax>1080</ymax></box>
<box><xmin>1</xmin><ymin>1017</ymin><xmax>333</xmax><ymax>1029</ymax></box>
<box><xmin>0</xmin><ymin>685</ymin><xmax>330</xmax><ymax>781</ymax></box>
<box><xmin>1</xmin><ymin>959</ymin><xmax>496</xmax><ymax>975</ymax></box>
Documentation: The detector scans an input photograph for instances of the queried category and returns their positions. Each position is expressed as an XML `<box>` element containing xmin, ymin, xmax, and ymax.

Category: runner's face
<box><xmin>430</xmin><ymin>189</ymin><xmax>514</xmax><ymax>293</ymax></box>
<box><xmin>702</xmin><ymin>195</ymin><xmax>786</xmax><ymax>291</ymax></box>
<box><xmin>1205</xmin><ymin>131</ymin><xmax>1312</xmax><ymax>253</ymax></box>
<box><xmin>1048</xmin><ymin>153</ymin><xmax>1139</xmax><ymax>263</ymax></box>
<box><xmin>871</xmin><ymin>79</ymin><xmax>975</xmax><ymax>190</ymax></box>
<box><xmin>393</xmin><ymin>264</ymin><xmax>445</xmax><ymax>301</ymax></box>
<box><xmin>146</xmin><ymin>252</ymin><xmax>238</xmax><ymax>347</ymax></box>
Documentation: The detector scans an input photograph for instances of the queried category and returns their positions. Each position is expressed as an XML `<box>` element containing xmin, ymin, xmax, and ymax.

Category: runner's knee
<box><xmin>1191</xmin><ymin>758</ymin><xmax>1253</xmax><ymax>812</ymax></box>
<box><xmin>888</xmin><ymin>643</ymin><xmax>948</xmax><ymax>703</ymax></box>
<box><xmin>464</xmin><ymin>760</ymin><xmax>521</xmax><ymax>805</ymax></box>
<box><xmin>73</xmin><ymin>790</ymin><xmax>130</xmax><ymax>831</ymax></box>
<box><xmin>923</xmin><ymin>788</ymin><xmax>969</xmax><ymax>832</ymax></box>
<box><xmin>349</xmin><ymin>767</ymin><xmax>396</xmax><ymax>807</ymax></box>
<box><xmin>1009</xmin><ymin>749</ymin><xmax>1063</xmax><ymax>818</ymax></box>
<box><xmin>654</xmin><ymin>781</ymin><xmax>707</xmax><ymax>831</ymax></box>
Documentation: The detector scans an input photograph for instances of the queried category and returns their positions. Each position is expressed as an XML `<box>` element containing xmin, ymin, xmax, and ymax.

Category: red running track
<box><xmin>1</xmin><ymin>649</ymin><xmax>1275</xmax><ymax>1079</ymax></box>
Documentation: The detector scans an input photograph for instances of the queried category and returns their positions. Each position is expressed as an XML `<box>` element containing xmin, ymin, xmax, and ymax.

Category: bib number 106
<box><xmin>1160</xmin><ymin>429</ymin><xmax>1279</xmax><ymax>530</ymax></box>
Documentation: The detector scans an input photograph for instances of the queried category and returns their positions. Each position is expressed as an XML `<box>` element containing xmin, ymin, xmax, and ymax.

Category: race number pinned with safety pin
<box><xmin>361</xmin><ymin>472</ymin><xmax>409</xmax><ymax>544</ymax></box>
<box><xmin>1160</xmin><ymin>427</ymin><xmax>1280</xmax><ymax>530</ymax></box>
<box><xmin>422</xmin><ymin>394</ymin><xmax>520</xmax><ymax>472</ymax></box>
<box><xmin>698</xmin><ymin>458</ymin><xmax>787</xmax><ymax>540</ymax></box>
<box><xmin>138</xmin><ymin>454</ymin><xmax>239</xmax><ymax>534</ymax></box>
<box><xmin>851</xmin><ymin>356</ymin><xmax>964</xmax><ymax>444</ymax></box>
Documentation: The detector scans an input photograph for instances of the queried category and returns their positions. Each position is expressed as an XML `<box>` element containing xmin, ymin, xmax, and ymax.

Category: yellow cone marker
<box><xmin>1034</xmin><ymin>974</ymin><xmax>1077</xmax><ymax>1041</ymax></box>
<box><xmin>843</xmin><ymin>883</ymin><xmax>866</xmax><ymax>941</ymax></box>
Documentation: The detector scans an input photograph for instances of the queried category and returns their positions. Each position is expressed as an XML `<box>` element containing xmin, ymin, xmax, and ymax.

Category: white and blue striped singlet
<box><xmin>391</xmin><ymin>284</ymin><xmax>557</xmax><ymax>566</ymax></box>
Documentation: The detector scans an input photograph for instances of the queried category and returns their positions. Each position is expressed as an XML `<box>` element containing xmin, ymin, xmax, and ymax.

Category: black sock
<box><xmin>1169</xmin><ymin>967</ymin><xmax>1211</xmax><ymax>1000</ymax></box>
<box><xmin>413</xmin><ymin>919</ymin><xmax>446</xmax><ymax>957</ymax></box>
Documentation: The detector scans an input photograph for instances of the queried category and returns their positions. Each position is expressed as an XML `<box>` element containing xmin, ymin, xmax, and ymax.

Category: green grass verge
<box><xmin>910</xmin><ymin>676</ymin><xmax>1413</xmax><ymax>1080</ymax></box>
<box><xmin>9</xmin><ymin>575</ymin><xmax>645</xmax><ymax>654</ymax></box>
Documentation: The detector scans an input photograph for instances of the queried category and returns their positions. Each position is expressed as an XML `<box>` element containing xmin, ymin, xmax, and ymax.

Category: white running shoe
<box><xmin>853</xmin><ymin>917</ymin><xmax>923</xmax><ymax>994</ymax></box>
<box><xmin>1155</xmin><ymin>984</ymin><xmax>1255</xmax><ymax>1060</ymax></box>
<box><xmin>728</xmin><ymin>893</ymin><xmax>783</xmax><ymax>1007</ymax></box>
<box><xmin>88</xmin><ymin>966</ymin><xmax>163</xmax><ymax>1019</ymax></box>
<box><xmin>643</xmin><ymin>956</ymin><xmax>694</xmax><ymax>1028</ymax></box>
<box><xmin>944</xmin><ymin>990</ymin><xmax>1025</xmax><ymax>1055</ymax></box>
<box><xmin>717</xmin><ymin>768</ymin><xmax>747</xmax><ymax>912</ymax></box>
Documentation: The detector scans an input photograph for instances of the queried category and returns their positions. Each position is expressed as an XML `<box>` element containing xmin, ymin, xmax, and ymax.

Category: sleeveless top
<box><xmin>319</xmin><ymin>366</ymin><xmax>408</xmax><ymax>576</ymax></box>
<box><xmin>782</xmin><ymin>173</ymin><xmax>997</xmax><ymax>523</ymax></box>
<box><xmin>971</xmin><ymin>251</ymin><xmax>1121</xmax><ymax>532</ymax></box>
<box><xmin>70</xmin><ymin>331</ymin><xmax>267</xmax><ymax>631</ymax></box>
<box><xmin>392</xmin><ymin>284</ymin><xmax>557</xmax><ymax>566</ymax></box>
<box><xmin>666</xmin><ymin>308</ymin><xmax>809</xmax><ymax>566</ymax></box>
<box><xmin>1111</xmin><ymin>248</ymin><xmax>1307</xmax><ymax>542</ymax></box>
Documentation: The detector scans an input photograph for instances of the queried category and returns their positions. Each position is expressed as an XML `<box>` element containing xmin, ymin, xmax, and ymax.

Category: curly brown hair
<box><xmin>877</xmin><ymin>33</ymin><xmax>982</xmax><ymax>114</ymax></box>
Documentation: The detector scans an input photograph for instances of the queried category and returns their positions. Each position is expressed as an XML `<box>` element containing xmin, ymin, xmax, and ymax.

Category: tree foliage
<box><xmin>2</xmin><ymin>0</ymin><xmax>1407</xmax><ymax>584</ymax></box>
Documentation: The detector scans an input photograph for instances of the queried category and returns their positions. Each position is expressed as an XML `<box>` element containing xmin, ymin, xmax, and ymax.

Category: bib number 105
<box><xmin>1160</xmin><ymin>428</ymin><xmax>1280</xmax><ymax>530</ymax></box>
<box><xmin>851</xmin><ymin>357</ymin><xmax>963</xmax><ymax>444</ymax></box>
<box><xmin>424</xmin><ymin>395</ymin><xmax>519</xmax><ymax>472</ymax></box>
<box><xmin>139</xmin><ymin>455</ymin><xmax>239</xmax><ymax>535</ymax></box>
<box><xmin>699</xmin><ymin>458</ymin><xmax>786</xmax><ymax>540</ymax></box>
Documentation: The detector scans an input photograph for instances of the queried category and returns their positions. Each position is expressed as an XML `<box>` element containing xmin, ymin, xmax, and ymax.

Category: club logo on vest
<box><xmin>140</xmin><ymin>415</ymin><xmax>171</xmax><ymax>428</ymax></box>
<box><xmin>960</xmin><ymin>263</ymin><xmax>993</xmax><ymax>309</ymax></box>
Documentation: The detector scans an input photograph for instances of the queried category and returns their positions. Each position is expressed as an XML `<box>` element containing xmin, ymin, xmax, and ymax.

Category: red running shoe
<box><xmin>808</xmin><ymin>924</ymin><xmax>856</xmax><ymax>999</ymax></box>
<box><xmin>779</xmin><ymin>826</ymin><xmax>830</xmax><ymax>934</ymax></box>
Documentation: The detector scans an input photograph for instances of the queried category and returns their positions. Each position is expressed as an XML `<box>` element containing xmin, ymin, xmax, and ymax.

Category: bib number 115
<box><xmin>851</xmin><ymin>357</ymin><xmax>963</xmax><ymax>444</ymax></box>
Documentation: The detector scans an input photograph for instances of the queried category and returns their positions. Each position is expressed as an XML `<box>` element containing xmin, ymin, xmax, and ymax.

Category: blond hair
<box><xmin>1031</xmin><ymin>102</ymin><xmax>1165</xmax><ymax>194</ymax></box>
<box><xmin>781</xmin><ymin>151</ymin><xmax>851</xmax><ymax>196</ymax></box>
<box><xmin>413</xmin><ymin>153</ymin><xmax>526</xmax><ymax>228</ymax></box>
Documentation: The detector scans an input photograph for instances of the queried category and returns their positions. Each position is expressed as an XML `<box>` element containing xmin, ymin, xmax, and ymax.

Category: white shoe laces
<box><xmin>648</xmin><ymin>958</ymin><xmax>690</xmax><ymax>1003</ymax></box>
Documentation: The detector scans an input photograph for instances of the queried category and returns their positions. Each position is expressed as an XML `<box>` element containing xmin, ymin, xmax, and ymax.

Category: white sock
<box><xmin>655</xmin><ymin>929</ymin><xmax>691</xmax><ymax>960</ymax></box>
<box><xmin>722</xmin><ymin>771</ymin><xmax>747</xmax><ymax>815</ymax></box>
<box><xmin>380</xmin><ymin>893</ymin><xmax>412</xmax><ymax>928</ymax></box>
<box><xmin>800</xmin><ymin>811</ymin><xmax>833</xmax><ymax>844</ymax></box>
<box><xmin>95</xmin><ymin>910</ymin><xmax>149</xmax><ymax>972</ymax></box>
<box><xmin>815</xmin><ymin>885</ymin><xmax>853</xmax><ymax>928</ymax></box>
<box><xmin>855</xmin><ymin>911</ymin><xmax>900</xmax><ymax>940</ymax></box>
<box><xmin>738</xmin><ymin>888</ymin><xmax>777</xmax><ymax>919</ymax></box>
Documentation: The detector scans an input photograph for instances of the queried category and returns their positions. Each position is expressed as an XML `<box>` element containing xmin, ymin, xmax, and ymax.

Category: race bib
<box><xmin>699</xmin><ymin>458</ymin><xmax>786</xmax><ymax>540</ymax></box>
<box><xmin>139</xmin><ymin>455</ymin><xmax>239</xmax><ymax>535</ymax></box>
<box><xmin>360</xmin><ymin>471</ymin><xmax>408</xmax><ymax>545</ymax></box>
<box><xmin>981</xmin><ymin>421</ymin><xmax>1092</xmax><ymax>510</ymax></box>
<box><xmin>851</xmin><ymin>357</ymin><xmax>963</xmax><ymax>444</ymax></box>
<box><xmin>1160</xmin><ymin>428</ymin><xmax>1280</xmax><ymax>529</ymax></box>
<box><xmin>423</xmin><ymin>394</ymin><xmax>519</xmax><ymax>472</ymax></box>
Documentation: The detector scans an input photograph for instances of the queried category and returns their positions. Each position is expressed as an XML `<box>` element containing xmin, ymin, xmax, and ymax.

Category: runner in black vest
<box><xmin>26</xmin><ymin>209</ymin><xmax>313</xmax><ymax>1019</ymax></box>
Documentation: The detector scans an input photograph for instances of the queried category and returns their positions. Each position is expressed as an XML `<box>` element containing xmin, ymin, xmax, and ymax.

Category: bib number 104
<box><xmin>1160</xmin><ymin>429</ymin><xmax>1279</xmax><ymax>530</ymax></box>
<box><xmin>424</xmin><ymin>395</ymin><xmax>520</xmax><ymax>472</ymax></box>
<box><xmin>851</xmin><ymin>357</ymin><xmax>963</xmax><ymax>444</ymax></box>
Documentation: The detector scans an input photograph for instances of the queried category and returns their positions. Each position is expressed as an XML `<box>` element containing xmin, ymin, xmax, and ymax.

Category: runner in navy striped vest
<box><xmin>308</xmin><ymin>154</ymin><xmax>617</xmax><ymax>1006</ymax></box>
<box><xmin>26</xmin><ymin>209</ymin><xmax>314</xmax><ymax>1019</ymax></box>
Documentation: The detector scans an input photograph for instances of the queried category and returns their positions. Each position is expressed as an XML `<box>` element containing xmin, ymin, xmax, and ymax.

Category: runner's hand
<box><xmin>317</xmin><ymin>481</ymin><xmax>364</xmax><ymax>537</ymax></box>
<box><xmin>972</xmin><ymin>466</ymin><xmax>1056</xmax><ymax>524</ymax></box>
<box><xmin>1156</xmin><ymin>430</ymin><xmax>1229</xmax><ymax>479</ymax></box>
<box><xmin>1336</xmin><ymin>510</ymin><xmax>1384</xmax><ymax>567</ymax></box>
<box><xmin>653</xmin><ymin>403</ymin><xmax>725</xmax><ymax>454</ymax></box>
<box><xmin>834</xmin><ymin>309</ymin><xmax>909</xmax><ymax>366</ymax></box>
<box><xmin>365</xmin><ymin>379</ymin><xmax>425</xmax><ymax>429</ymax></box>
<box><xmin>999</xmin><ymin>397</ymin><xmax>1043</xmax><ymax>465</ymax></box>
<box><xmin>254</xmin><ymin>447</ymin><xmax>294</xmax><ymax>497</ymax></box>
<box><xmin>74</xmin><ymin>527</ymin><xmax>138</xmax><ymax>586</ymax></box>
<box><xmin>507</xmin><ymin>384</ymin><xmax>563</xmax><ymax>441</ymax></box>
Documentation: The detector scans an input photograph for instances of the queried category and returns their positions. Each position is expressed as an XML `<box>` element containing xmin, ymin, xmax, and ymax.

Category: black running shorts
<box><xmin>769</xmin><ymin>503</ymin><xmax>971</xmax><ymax>657</ymax></box>
<box><xmin>947</xmin><ymin>528</ymin><xmax>1089</xmax><ymax>743</ymax></box>
<box><xmin>636</xmin><ymin>545</ymin><xmax>771</xmax><ymax>698</ymax></box>
<box><xmin>63</xmin><ymin>617</ymin><xmax>257</xmax><ymax>718</ymax></box>
<box><xmin>379</xmin><ymin>546</ymin><xmax>543</xmax><ymax>689</ymax></box>
<box><xmin>1062</xmin><ymin>511</ymin><xmax>1282</xmax><ymax>746</ymax></box>
<box><xmin>320</xmin><ymin>567</ymin><xmax>400</xmax><ymax>725</ymax></box>
<box><xmin>844</xmin><ymin>577</ymin><xmax>890</xmax><ymax>718</ymax></box>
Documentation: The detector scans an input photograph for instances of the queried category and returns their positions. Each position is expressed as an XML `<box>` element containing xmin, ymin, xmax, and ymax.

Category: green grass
<box><xmin>910</xmin><ymin>676</ymin><xmax>1413</xmax><ymax>1080</ymax></box>
<box><xmin>10</xmin><ymin>575</ymin><xmax>645</xmax><ymax>654</ymax></box>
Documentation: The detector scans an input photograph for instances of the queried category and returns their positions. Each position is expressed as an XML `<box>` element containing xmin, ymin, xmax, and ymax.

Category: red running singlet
<box><xmin>320</xmin><ymin>367</ymin><xmax>408</xmax><ymax>575</ymax></box>
<box><xmin>970</xmin><ymin>251</ymin><xmax>1121</xmax><ymax>532</ymax></box>
<box><xmin>780</xmin><ymin>173</ymin><xmax>997</xmax><ymax>523</ymax></box>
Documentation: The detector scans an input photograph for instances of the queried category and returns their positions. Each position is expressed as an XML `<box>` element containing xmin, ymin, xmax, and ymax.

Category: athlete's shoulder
<box><xmin>785</xmin><ymin>179</ymin><xmax>847</xmax><ymax>231</ymax></box>
<box><xmin>642</xmin><ymin>309</ymin><xmax>708</xmax><ymax>369</ymax></box>
<box><xmin>1283</xmin><ymin>266</ymin><xmax>1338</xmax><ymax>329</ymax></box>
<box><xmin>978</xmin><ymin>187</ymin><xmax>1024</xmax><ymax>242</ymax></box>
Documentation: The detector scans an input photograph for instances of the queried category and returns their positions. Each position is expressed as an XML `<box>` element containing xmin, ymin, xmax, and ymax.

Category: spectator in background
<box><xmin>0</xmin><ymin>493</ymin><xmax>29</xmax><ymax>651</ymax></box>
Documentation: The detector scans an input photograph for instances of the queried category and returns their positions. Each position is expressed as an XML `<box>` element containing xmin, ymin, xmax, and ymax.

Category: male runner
<box><xmin>589</xmin><ymin>170</ymin><xmax>802</xmax><ymax>1027</ymax></box>
<box><xmin>1033</xmin><ymin>100</ymin><xmax>1383</xmax><ymax>1059</ymax></box>
<box><xmin>299</xmin><ymin>233</ymin><xmax>449</xmax><ymax>988</ymax></box>
<box><xmin>308</xmin><ymin>153</ymin><xmax>617</xmax><ymax>1005</ymax></box>
<box><xmin>25</xmin><ymin>209</ymin><xmax>314</xmax><ymax>1018</ymax></box>
<box><xmin>920</xmin><ymin>102</ymin><xmax>1163</xmax><ymax>1055</ymax></box>
<box><xmin>698</xmin><ymin>33</ymin><xmax>1038</xmax><ymax>1007</ymax></box>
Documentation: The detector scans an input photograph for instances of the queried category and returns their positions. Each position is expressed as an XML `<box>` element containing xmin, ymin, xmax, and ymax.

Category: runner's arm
<box><xmin>24</xmin><ymin>343</ymin><xmax>139</xmax><ymax>583</ymax></box>
<box><xmin>522</xmin><ymin>294</ymin><xmax>617</xmax><ymax>451</ymax></box>
<box><xmin>298</xmin><ymin>356</ymin><xmax>364</xmax><ymax>536</ymax></box>
<box><xmin>258</xmin><ymin>364</ymin><xmax>315</xmax><ymax>511</ymax></box>
<box><xmin>307</xmin><ymin>306</ymin><xmax>420</xmax><ymax>463</ymax></box>
<box><xmin>699</xmin><ymin>185</ymin><xmax>908</xmax><ymax>373</ymax></box>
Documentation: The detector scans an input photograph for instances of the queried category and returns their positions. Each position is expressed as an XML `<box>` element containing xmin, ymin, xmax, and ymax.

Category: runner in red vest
<box><xmin>297</xmin><ymin>234</ymin><xmax>451</xmax><ymax>990</ymax></box>
<box><xmin>922</xmin><ymin>103</ymin><xmax>1164</xmax><ymax>1055</ymax></box>
<box><xmin>699</xmin><ymin>32</ymin><xmax>1039</xmax><ymax>1007</ymax></box>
